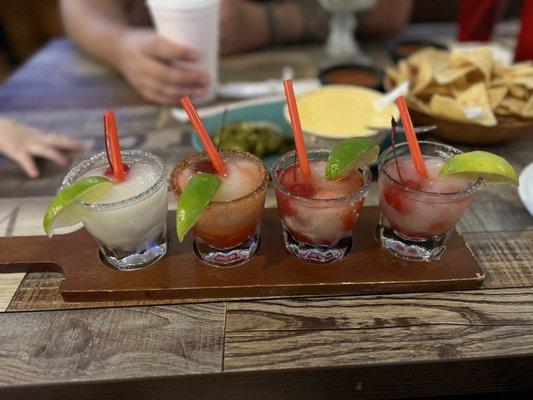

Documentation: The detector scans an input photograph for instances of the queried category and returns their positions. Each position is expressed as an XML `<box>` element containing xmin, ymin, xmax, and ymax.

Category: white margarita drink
<box><xmin>62</xmin><ymin>150</ymin><xmax>168</xmax><ymax>270</ymax></box>
<box><xmin>171</xmin><ymin>150</ymin><xmax>269</xmax><ymax>267</ymax></box>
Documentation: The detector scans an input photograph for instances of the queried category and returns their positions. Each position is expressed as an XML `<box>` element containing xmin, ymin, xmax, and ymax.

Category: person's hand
<box><xmin>117</xmin><ymin>29</ymin><xmax>210</xmax><ymax>105</ymax></box>
<box><xmin>220</xmin><ymin>0</ymin><xmax>269</xmax><ymax>55</ymax></box>
<box><xmin>0</xmin><ymin>118</ymin><xmax>84</xmax><ymax>178</ymax></box>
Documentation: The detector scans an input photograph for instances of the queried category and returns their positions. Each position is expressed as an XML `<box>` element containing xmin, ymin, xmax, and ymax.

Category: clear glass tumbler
<box><xmin>272</xmin><ymin>149</ymin><xmax>371</xmax><ymax>264</ymax></box>
<box><xmin>377</xmin><ymin>141</ymin><xmax>481</xmax><ymax>261</ymax></box>
<box><xmin>62</xmin><ymin>150</ymin><xmax>168</xmax><ymax>270</ymax></box>
<box><xmin>170</xmin><ymin>150</ymin><xmax>269</xmax><ymax>267</ymax></box>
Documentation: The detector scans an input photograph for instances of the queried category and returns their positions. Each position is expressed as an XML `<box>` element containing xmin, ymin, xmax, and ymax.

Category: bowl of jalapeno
<box><xmin>190</xmin><ymin>97</ymin><xmax>294</xmax><ymax>169</ymax></box>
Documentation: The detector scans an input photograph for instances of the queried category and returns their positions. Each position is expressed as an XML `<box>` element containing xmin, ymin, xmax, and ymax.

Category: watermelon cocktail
<box><xmin>171</xmin><ymin>150</ymin><xmax>269</xmax><ymax>267</ymax></box>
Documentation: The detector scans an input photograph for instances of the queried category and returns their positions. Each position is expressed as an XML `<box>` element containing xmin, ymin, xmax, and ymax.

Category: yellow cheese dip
<box><xmin>293</xmin><ymin>85</ymin><xmax>399</xmax><ymax>138</ymax></box>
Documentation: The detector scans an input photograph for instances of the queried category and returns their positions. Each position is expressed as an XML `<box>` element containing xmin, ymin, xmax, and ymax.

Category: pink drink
<box><xmin>272</xmin><ymin>150</ymin><xmax>370</xmax><ymax>263</ymax></box>
<box><xmin>380</xmin><ymin>156</ymin><xmax>473</xmax><ymax>238</ymax></box>
<box><xmin>277</xmin><ymin>160</ymin><xmax>365</xmax><ymax>245</ymax></box>
<box><xmin>377</xmin><ymin>141</ymin><xmax>480</xmax><ymax>261</ymax></box>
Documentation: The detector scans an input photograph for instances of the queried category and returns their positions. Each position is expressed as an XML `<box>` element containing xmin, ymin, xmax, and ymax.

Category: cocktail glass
<box><xmin>272</xmin><ymin>149</ymin><xmax>371</xmax><ymax>263</ymax></box>
<box><xmin>377</xmin><ymin>141</ymin><xmax>481</xmax><ymax>261</ymax></box>
<box><xmin>170</xmin><ymin>150</ymin><xmax>269</xmax><ymax>267</ymax></box>
<box><xmin>62</xmin><ymin>150</ymin><xmax>168</xmax><ymax>270</ymax></box>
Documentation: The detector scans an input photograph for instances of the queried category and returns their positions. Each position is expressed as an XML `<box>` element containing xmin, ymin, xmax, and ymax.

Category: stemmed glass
<box><xmin>318</xmin><ymin>0</ymin><xmax>376</xmax><ymax>64</ymax></box>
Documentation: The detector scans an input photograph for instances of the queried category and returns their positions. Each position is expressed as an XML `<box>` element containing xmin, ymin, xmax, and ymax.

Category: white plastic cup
<box><xmin>146</xmin><ymin>0</ymin><xmax>220</xmax><ymax>104</ymax></box>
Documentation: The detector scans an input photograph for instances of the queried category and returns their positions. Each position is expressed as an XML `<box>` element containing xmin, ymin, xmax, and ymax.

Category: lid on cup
<box><xmin>146</xmin><ymin>0</ymin><xmax>220</xmax><ymax>10</ymax></box>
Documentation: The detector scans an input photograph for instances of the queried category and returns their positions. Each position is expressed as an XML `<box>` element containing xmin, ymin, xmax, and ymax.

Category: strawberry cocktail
<box><xmin>171</xmin><ymin>150</ymin><xmax>269</xmax><ymax>267</ymax></box>
<box><xmin>272</xmin><ymin>149</ymin><xmax>371</xmax><ymax>263</ymax></box>
<box><xmin>377</xmin><ymin>141</ymin><xmax>480</xmax><ymax>261</ymax></box>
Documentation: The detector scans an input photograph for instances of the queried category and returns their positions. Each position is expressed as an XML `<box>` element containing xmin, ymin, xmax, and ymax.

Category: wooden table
<box><xmin>0</xmin><ymin>38</ymin><xmax>532</xmax><ymax>399</ymax></box>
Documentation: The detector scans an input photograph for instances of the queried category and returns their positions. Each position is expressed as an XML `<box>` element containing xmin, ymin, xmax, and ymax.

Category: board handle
<box><xmin>0</xmin><ymin>235</ymin><xmax>65</xmax><ymax>264</ymax></box>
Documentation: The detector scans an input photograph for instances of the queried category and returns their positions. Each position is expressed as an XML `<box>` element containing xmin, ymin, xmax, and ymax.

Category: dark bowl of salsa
<box><xmin>319</xmin><ymin>64</ymin><xmax>384</xmax><ymax>92</ymax></box>
<box><xmin>389</xmin><ymin>39</ymin><xmax>448</xmax><ymax>63</ymax></box>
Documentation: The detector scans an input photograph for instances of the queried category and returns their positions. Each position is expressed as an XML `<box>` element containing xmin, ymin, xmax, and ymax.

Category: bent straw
<box><xmin>283</xmin><ymin>79</ymin><xmax>310</xmax><ymax>177</ymax></box>
<box><xmin>103</xmin><ymin>110</ymin><xmax>126</xmax><ymax>182</ymax></box>
<box><xmin>395</xmin><ymin>96</ymin><xmax>428</xmax><ymax>179</ymax></box>
<box><xmin>180</xmin><ymin>96</ymin><xmax>226</xmax><ymax>174</ymax></box>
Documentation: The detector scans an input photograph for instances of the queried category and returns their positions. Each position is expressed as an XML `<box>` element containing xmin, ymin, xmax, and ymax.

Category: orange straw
<box><xmin>283</xmin><ymin>79</ymin><xmax>310</xmax><ymax>177</ymax></box>
<box><xmin>103</xmin><ymin>110</ymin><xmax>126</xmax><ymax>182</ymax></box>
<box><xmin>180</xmin><ymin>96</ymin><xmax>226</xmax><ymax>174</ymax></box>
<box><xmin>395</xmin><ymin>96</ymin><xmax>428</xmax><ymax>179</ymax></box>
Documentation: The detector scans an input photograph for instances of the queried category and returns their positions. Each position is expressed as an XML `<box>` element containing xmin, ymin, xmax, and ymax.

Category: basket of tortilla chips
<box><xmin>385</xmin><ymin>47</ymin><xmax>533</xmax><ymax>144</ymax></box>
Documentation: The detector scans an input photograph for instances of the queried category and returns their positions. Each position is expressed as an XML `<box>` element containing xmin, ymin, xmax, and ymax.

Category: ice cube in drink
<box><xmin>62</xmin><ymin>151</ymin><xmax>168</xmax><ymax>270</ymax></box>
<box><xmin>272</xmin><ymin>149</ymin><xmax>370</xmax><ymax>263</ymax></box>
<box><xmin>171</xmin><ymin>150</ymin><xmax>269</xmax><ymax>267</ymax></box>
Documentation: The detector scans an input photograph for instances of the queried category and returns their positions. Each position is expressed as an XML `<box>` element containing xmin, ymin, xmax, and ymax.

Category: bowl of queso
<box><xmin>284</xmin><ymin>85</ymin><xmax>399</xmax><ymax>149</ymax></box>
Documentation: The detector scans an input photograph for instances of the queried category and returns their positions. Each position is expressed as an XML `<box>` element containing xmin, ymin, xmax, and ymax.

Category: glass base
<box><xmin>282</xmin><ymin>225</ymin><xmax>352</xmax><ymax>264</ymax></box>
<box><xmin>99</xmin><ymin>236</ymin><xmax>168</xmax><ymax>271</ymax></box>
<box><xmin>193</xmin><ymin>227</ymin><xmax>260</xmax><ymax>267</ymax></box>
<box><xmin>376</xmin><ymin>221</ymin><xmax>450</xmax><ymax>262</ymax></box>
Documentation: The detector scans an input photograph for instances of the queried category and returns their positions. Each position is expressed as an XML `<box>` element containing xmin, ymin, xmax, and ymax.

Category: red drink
<box><xmin>272</xmin><ymin>150</ymin><xmax>370</xmax><ymax>263</ymax></box>
<box><xmin>171</xmin><ymin>150</ymin><xmax>269</xmax><ymax>266</ymax></box>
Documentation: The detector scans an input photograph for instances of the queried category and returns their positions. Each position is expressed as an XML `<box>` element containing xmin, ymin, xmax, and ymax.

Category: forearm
<box><xmin>60</xmin><ymin>0</ymin><xmax>132</xmax><ymax>69</ymax></box>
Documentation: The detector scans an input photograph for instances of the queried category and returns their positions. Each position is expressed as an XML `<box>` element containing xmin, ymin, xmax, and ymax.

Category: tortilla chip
<box><xmin>508</xmin><ymin>84</ymin><xmax>528</xmax><ymax>98</ymax></box>
<box><xmin>451</xmin><ymin>47</ymin><xmax>493</xmax><ymax>81</ymax></box>
<box><xmin>435</xmin><ymin>65</ymin><xmax>476</xmax><ymax>85</ymax></box>
<box><xmin>495</xmin><ymin>105</ymin><xmax>512</xmax><ymax>116</ymax></box>
<box><xmin>396</xmin><ymin>60</ymin><xmax>412</xmax><ymax>84</ymax></box>
<box><xmin>500</xmin><ymin>97</ymin><xmax>526</xmax><ymax>116</ymax></box>
<box><xmin>407</xmin><ymin>96</ymin><xmax>431</xmax><ymax>113</ymax></box>
<box><xmin>385</xmin><ymin>66</ymin><xmax>399</xmax><ymax>85</ymax></box>
<box><xmin>487</xmin><ymin>86</ymin><xmax>508</xmax><ymax>108</ymax></box>
<box><xmin>430</xmin><ymin>93</ymin><xmax>497</xmax><ymax>127</ymax></box>
<box><xmin>408</xmin><ymin>48</ymin><xmax>450</xmax><ymax>69</ymax></box>
<box><xmin>411</xmin><ymin>59</ymin><xmax>434</xmax><ymax>95</ymax></box>
<box><xmin>522</xmin><ymin>97</ymin><xmax>533</xmax><ymax>118</ymax></box>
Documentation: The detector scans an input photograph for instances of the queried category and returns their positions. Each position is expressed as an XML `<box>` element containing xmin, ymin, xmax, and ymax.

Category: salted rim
<box><xmin>61</xmin><ymin>150</ymin><xmax>167</xmax><ymax>211</ymax></box>
<box><xmin>170</xmin><ymin>149</ymin><xmax>269</xmax><ymax>206</ymax></box>
<box><xmin>378</xmin><ymin>141</ymin><xmax>482</xmax><ymax>198</ymax></box>
<box><xmin>271</xmin><ymin>149</ymin><xmax>371</xmax><ymax>205</ymax></box>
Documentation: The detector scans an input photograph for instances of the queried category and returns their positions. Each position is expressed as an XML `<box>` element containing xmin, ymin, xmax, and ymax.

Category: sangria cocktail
<box><xmin>272</xmin><ymin>149</ymin><xmax>371</xmax><ymax>263</ymax></box>
<box><xmin>377</xmin><ymin>141</ymin><xmax>481</xmax><ymax>261</ymax></box>
<box><xmin>171</xmin><ymin>150</ymin><xmax>269</xmax><ymax>267</ymax></box>
<box><xmin>46</xmin><ymin>150</ymin><xmax>169</xmax><ymax>270</ymax></box>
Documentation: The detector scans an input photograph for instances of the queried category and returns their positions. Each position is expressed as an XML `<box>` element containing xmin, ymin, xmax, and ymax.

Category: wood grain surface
<box><xmin>0</xmin><ymin>303</ymin><xmax>225</xmax><ymax>385</ymax></box>
<box><xmin>0</xmin><ymin>34</ymin><xmax>531</xmax><ymax>398</ymax></box>
<box><xmin>224</xmin><ymin>288</ymin><xmax>533</xmax><ymax>371</ymax></box>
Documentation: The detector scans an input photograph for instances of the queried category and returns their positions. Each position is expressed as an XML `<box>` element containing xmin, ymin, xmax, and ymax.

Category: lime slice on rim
<box><xmin>176</xmin><ymin>172</ymin><xmax>222</xmax><ymax>241</ymax></box>
<box><xmin>325</xmin><ymin>138</ymin><xmax>379</xmax><ymax>180</ymax></box>
<box><xmin>43</xmin><ymin>176</ymin><xmax>113</xmax><ymax>237</ymax></box>
<box><xmin>439</xmin><ymin>151</ymin><xmax>519</xmax><ymax>185</ymax></box>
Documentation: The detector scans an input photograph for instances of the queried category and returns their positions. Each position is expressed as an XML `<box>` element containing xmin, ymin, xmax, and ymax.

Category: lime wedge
<box><xmin>43</xmin><ymin>176</ymin><xmax>113</xmax><ymax>237</ymax></box>
<box><xmin>325</xmin><ymin>138</ymin><xmax>379</xmax><ymax>180</ymax></box>
<box><xmin>176</xmin><ymin>172</ymin><xmax>222</xmax><ymax>241</ymax></box>
<box><xmin>439</xmin><ymin>151</ymin><xmax>519</xmax><ymax>185</ymax></box>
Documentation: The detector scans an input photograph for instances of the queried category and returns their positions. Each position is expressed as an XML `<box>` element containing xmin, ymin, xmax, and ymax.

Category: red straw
<box><xmin>103</xmin><ymin>110</ymin><xmax>126</xmax><ymax>182</ymax></box>
<box><xmin>283</xmin><ymin>79</ymin><xmax>310</xmax><ymax>177</ymax></box>
<box><xmin>395</xmin><ymin>96</ymin><xmax>428</xmax><ymax>179</ymax></box>
<box><xmin>180</xmin><ymin>96</ymin><xmax>226</xmax><ymax>174</ymax></box>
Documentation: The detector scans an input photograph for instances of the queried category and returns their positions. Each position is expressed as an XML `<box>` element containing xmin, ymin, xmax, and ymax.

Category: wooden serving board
<box><xmin>0</xmin><ymin>207</ymin><xmax>484</xmax><ymax>302</ymax></box>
